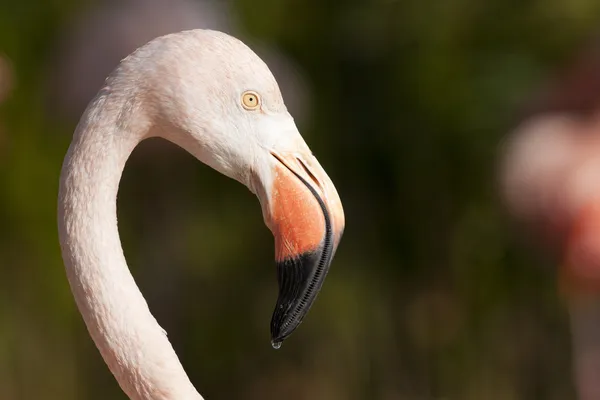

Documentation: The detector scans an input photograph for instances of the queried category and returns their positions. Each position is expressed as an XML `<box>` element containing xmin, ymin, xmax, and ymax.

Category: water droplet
<box><xmin>271</xmin><ymin>340</ymin><xmax>282</xmax><ymax>350</ymax></box>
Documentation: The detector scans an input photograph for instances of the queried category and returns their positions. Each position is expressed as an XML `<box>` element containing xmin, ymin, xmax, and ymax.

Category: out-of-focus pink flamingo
<box><xmin>500</xmin><ymin>37</ymin><xmax>600</xmax><ymax>400</ymax></box>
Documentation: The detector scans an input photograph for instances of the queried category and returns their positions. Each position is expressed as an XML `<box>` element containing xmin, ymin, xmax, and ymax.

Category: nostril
<box><xmin>296</xmin><ymin>157</ymin><xmax>322</xmax><ymax>190</ymax></box>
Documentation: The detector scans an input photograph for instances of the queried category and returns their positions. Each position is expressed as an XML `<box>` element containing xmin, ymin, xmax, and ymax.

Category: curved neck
<box><xmin>58</xmin><ymin>88</ymin><xmax>203</xmax><ymax>400</ymax></box>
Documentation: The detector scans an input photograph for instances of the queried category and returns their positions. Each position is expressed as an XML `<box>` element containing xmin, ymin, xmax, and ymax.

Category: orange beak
<box><xmin>257</xmin><ymin>150</ymin><xmax>344</xmax><ymax>348</ymax></box>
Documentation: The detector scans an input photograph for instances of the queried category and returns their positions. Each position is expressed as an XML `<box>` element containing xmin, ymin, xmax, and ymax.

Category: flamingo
<box><xmin>499</xmin><ymin>40</ymin><xmax>600</xmax><ymax>400</ymax></box>
<box><xmin>48</xmin><ymin>0</ymin><xmax>313</xmax><ymax>336</ymax></box>
<box><xmin>57</xmin><ymin>29</ymin><xmax>345</xmax><ymax>400</ymax></box>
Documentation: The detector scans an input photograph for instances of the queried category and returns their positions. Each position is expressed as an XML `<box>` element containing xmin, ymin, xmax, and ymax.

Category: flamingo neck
<box><xmin>58</xmin><ymin>87</ymin><xmax>203</xmax><ymax>400</ymax></box>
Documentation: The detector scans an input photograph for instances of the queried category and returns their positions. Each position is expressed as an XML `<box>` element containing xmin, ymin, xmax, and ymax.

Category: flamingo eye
<box><xmin>241</xmin><ymin>91</ymin><xmax>261</xmax><ymax>110</ymax></box>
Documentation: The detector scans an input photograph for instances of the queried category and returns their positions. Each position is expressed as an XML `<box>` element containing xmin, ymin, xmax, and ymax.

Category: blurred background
<box><xmin>3</xmin><ymin>0</ymin><xmax>600</xmax><ymax>399</ymax></box>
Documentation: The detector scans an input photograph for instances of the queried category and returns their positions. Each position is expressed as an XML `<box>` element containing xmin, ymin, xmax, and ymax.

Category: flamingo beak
<box><xmin>255</xmin><ymin>150</ymin><xmax>345</xmax><ymax>348</ymax></box>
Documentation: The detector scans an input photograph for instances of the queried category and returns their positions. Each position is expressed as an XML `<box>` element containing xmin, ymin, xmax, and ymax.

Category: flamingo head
<box><xmin>142</xmin><ymin>30</ymin><xmax>345</xmax><ymax>347</ymax></box>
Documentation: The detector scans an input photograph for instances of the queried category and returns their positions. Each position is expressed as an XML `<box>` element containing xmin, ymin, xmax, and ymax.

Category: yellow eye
<box><xmin>241</xmin><ymin>91</ymin><xmax>260</xmax><ymax>110</ymax></box>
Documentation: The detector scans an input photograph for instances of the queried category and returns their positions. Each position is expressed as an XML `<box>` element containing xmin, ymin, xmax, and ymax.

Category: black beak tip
<box><xmin>269</xmin><ymin>248</ymin><xmax>331</xmax><ymax>350</ymax></box>
<box><xmin>269</xmin><ymin>309</ymin><xmax>297</xmax><ymax>349</ymax></box>
<box><xmin>270</xmin><ymin>324</ymin><xmax>294</xmax><ymax>349</ymax></box>
<box><xmin>270</xmin><ymin>316</ymin><xmax>302</xmax><ymax>350</ymax></box>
